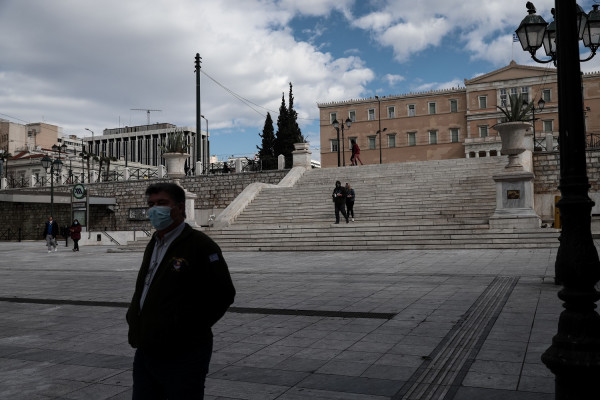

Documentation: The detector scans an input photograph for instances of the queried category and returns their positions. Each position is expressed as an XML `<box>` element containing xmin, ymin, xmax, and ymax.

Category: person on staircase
<box><xmin>332</xmin><ymin>180</ymin><xmax>349</xmax><ymax>224</ymax></box>
<box><xmin>350</xmin><ymin>139</ymin><xmax>363</xmax><ymax>166</ymax></box>
<box><xmin>345</xmin><ymin>183</ymin><xmax>355</xmax><ymax>222</ymax></box>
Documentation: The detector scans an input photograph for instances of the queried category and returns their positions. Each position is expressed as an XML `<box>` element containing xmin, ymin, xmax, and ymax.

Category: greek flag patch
<box><xmin>209</xmin><ymin>253</ymin><xmax>220</xmax><ymax>263</ymax></box>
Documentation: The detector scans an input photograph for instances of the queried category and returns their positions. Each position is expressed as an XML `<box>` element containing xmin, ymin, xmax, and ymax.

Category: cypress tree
<box><xmin>287</xmin><ymin>82</ymin><xmax>304</xmax><ymax>144</ymax></box>
<box><xmin>257</xmin><ymin>112</ymin><xmax>276</xmax><ymax>169</ymax></box>
<box><xmin>274</xmin><ymin>92</ymin><xmax>289</xmax><ymax>158</ymax></box>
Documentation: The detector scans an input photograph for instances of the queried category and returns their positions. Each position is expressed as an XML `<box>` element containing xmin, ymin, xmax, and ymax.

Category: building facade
<box><xmin>318</xmin><ymin>61</ymin><xmax>600</xmax><ymax>168</ymax></box>
<box><xmin>0</xmin><ymin>120</ymin><xmax>64</xmax><ymax>154</ymax></box>
<box><xmin>84</xmin><ymin>123</ymin><xmax>209</xmax><ymax>174</ymax></box>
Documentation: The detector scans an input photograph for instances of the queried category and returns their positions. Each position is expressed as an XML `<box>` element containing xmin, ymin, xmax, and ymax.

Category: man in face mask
<box><xmin>127</xmin><ymin>182</ymin><xmax>236</xmax><ymax>399</ymax></box>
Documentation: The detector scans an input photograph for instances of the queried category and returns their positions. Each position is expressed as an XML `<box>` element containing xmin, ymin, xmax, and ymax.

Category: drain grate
<box><xmin>0</xmin><ymin>297</ymin><xmax>395</xmax><ymax>320</ymax></box>
<box><xmin>228</xmin><ymin>306</ymin><xmax>396</xmax><ymax>319</ymax></box>
<box><xmin>392</xmin><ymin>276</ymin><xmax>519</xmax><ymax>400</ymax></box>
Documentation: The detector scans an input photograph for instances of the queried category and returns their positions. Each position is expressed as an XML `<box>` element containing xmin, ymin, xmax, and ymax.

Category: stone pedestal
<box><xmin>173</xmin><ymin>179</ymin><xmax>199</xmax><ymax>228</ymax></box>
<box><xmin>292</xmin><ymin>142</ymin><xmax>311</xmax><ymax>169</ymax></box>
<box><xmin>489</xmin><ymin>172</ymin><xmax>540</xmax><ymax>229</ymax></box>
<box><xmin>278</xmin><ymin>154</ymin><xmax>285</xmax><ymax>170</ymax></box>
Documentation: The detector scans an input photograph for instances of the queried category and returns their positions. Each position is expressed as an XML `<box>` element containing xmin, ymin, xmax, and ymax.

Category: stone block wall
<box><xmin>533</xmin><ymin>149</ymin><xmax>600</xmax><ymax>193</ymax></box>
<box><xmin>0</xmin><ymin>170</ymin><xmax>287</xmax><ymax>240</ymax></box>
<box><xmin>533</xmin><ymin>149</ymin><xmax>600</xmax><ymax>221</ymax></box>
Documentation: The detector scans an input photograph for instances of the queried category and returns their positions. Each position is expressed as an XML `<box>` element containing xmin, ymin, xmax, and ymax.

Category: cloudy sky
<box><xmin>2</xmin><ymin>0</ymin><xmax>599</xmax><ymax>162</ymax></box>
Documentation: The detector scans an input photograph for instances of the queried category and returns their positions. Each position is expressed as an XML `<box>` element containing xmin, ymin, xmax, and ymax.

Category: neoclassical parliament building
<box><xmin>318</xmin><ymin>61</ymin><xmax>600</xmax><ymax>168</ymax></box>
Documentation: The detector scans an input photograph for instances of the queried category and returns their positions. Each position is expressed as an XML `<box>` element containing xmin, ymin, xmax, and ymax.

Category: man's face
<box><xmin>48</xmin><ymin>217</ymin><xmax>53</xmax><ymax>223</ymax></box>
<box><xmin>147</xmin><ymin>191</ymin><xmax>185</xmax><ymax>226</ymax></box>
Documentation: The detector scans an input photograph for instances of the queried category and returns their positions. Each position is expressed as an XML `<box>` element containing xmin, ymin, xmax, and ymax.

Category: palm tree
<box><xmin>79</xmin><ymin>150</ymin><xmax>95</xmax><ymax>183</ymax></box>
<box><xmin>0</xmin><ymin>149</ymin><xmax>12</xmax><ymax>179</ymax></box>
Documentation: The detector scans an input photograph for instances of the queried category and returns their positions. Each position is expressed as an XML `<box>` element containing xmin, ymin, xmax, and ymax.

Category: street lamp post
<box><xmin>516</xmin><ymin>2</ymin><xmax>600</xmax><ymax>398</ymax></box>
<box><xmin>530</xmin><ymin>97</ymin><xmax>546</xmax><ymax>150</ymax></box>
<box><xmin>375</xmin><ymin>95</ymin><xmax>385</xmax><ymax>164</ymax></box>
<box><xmin>332</xmin><ymin>118</ymin><xmax>352</xmax><ymax>167</ymax></box>
<box><xmin>41</xmin><ymin>148</ymin><xmax>65</xmax><ymax>218</ymax></box>
<box><xmin>201</xmin><ymin>114</ymin><xmax>209</xmax><ymax>174</ymax></box>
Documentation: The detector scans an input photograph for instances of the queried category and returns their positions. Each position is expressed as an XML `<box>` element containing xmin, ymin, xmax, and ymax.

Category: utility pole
<box><xmin>130</xmin><ymin>108</ymin><xmax>162</xmax><ymax>125</ymax></box>
<box><xmin>195</xmin><ymin>53</ymin><xmax>202</xmax><ymax>172</ymax></box>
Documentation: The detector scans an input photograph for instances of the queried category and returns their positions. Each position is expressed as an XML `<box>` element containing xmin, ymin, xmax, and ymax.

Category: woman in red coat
<box><xmin>350</xmin><ymin>139</ymin><xmax>363</xmax><ymax>166</ymax></box>
<box><xmin>69</xmin><ymin>219</ymin><xmax>82</xmax><ymax>252</ymax></box>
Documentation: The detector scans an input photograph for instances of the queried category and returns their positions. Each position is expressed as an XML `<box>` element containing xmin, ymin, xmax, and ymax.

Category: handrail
<box><xmin>102</xmin><ymin>231</ymin><xmax>121</xmax><ymax>245</ymax></box>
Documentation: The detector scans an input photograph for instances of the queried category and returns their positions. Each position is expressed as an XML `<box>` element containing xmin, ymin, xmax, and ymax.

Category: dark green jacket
<box><xmin>126</xmin><ymin>224</ymin><xmax>235</xmax><ymax>352</ymax></box>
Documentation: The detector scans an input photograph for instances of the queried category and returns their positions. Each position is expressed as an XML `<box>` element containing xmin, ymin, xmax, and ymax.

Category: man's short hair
<box><xmin>145</xmin><ymin>183</ymin><xmax>185</xmax><ymax>205</ymax></box>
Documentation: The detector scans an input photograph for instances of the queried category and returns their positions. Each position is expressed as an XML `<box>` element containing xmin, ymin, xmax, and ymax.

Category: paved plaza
<box><xmin>0</xmin><ymin>239</ymin><xmax>587</xmax><ymax>399</ymax></box>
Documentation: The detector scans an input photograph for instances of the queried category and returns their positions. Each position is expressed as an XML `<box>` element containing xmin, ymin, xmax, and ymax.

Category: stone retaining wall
<box><xmin>533</xmin><ymin>149</ymin><xmax>600</xmax><ymax>220</ymax></box>
<box><xmin>0</xmin><ymin>170</ymin><xmax>288</xmax><ymax>240</ymax></box>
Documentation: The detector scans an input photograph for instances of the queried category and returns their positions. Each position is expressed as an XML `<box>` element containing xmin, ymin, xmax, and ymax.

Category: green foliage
<box><xmin>257</xmin><ymin>112</ymin><xmax>276</xmax><ymax>163</ymax></box>
<box><xmin>270</xmin><ymin>82</ymin><xmax>304</xmax><ymax>167</ymax></box>
<box><xmin>497</xmin><ymin>93</ymin><xmax>534</xmax><ymax>122</ymax></box>
<box><xmin>160</xmin><ymin>131</ymin><xmax>190</xmax><ymax>153</ymax></box>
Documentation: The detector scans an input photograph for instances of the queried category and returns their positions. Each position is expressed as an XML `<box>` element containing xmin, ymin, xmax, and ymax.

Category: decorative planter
<box><xmin>163</xmin><ymin>152</ymin><xmax>189</xmax><ymax>179</ymax></box>
<box><xmin>293</xmin><ymin>142</ymin><xmax>310</xmax><ymax>151</ymax></box>
<box><xmin>292</xmin><ymin>142</ymin><xmax>311</xmax><ymax>168</ymax></box>
<box><xmin>494</xmin><ymin>121</ymin><xmax>533</xmax><ymax>170</ymax></box>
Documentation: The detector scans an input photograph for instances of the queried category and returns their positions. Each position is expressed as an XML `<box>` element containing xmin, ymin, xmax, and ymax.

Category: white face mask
<box><xmin>147</xmin><ymin>206</ymin><xmax>174</xmax><ymax>230</ymax></box>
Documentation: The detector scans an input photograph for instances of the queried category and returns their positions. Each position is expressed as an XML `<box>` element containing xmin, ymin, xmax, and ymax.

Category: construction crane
<box><xmin>131</xmin><ymin>108</ymin><xmax>162</xmax><ymax>125</ymax></box>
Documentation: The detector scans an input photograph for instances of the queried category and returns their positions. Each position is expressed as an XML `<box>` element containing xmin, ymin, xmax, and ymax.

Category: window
<box><xmin>479</xmin><ymin>125</ymin><xmax>489</xmax><ymax>138</ymax></box>
<box><xmin>330</xmin><ymin>139</ymin><xmax>339</xmax><ymax>152</ymax></box>
<box><xmin>387</xmin><ymin>106</ymin><xmax>395</xmax><ymax>119</ymax></box>
<box><xmin>330</xmin><ymin>112</ymin><xmax>337</xmax><ymax>124</ymax></box>
<box><xmin>542</xmin><ymin>89</ymin><xmax>551</xmax><ymax>102</ymax></box>
<box><xmin>429</xmin><ymin>130</ymin><xmax>438</xmax><ymax>144</ymax></box>
<box><xmin>408</xmin><ymin>132</ymin><xmax>417</xmax><ymax>146</ymax></box>
<box><xmin>479</xmin><ymin>96</ymin><xmax>487</xmax><ymax>109</ymax></box>
<box><xmin>349</xmin><ymin>110</ymin><xmax>356</xmax><ymax>122</ymax></box>
<box><xmin>408</xmin><ymin>104</ymin><xmax>416</xmax><ymax>116</ymax></box>
<box><xmin>521</xmin><ymin>86</ymin><xmax>529</xmax><ymax>103</ymax></box>
<box><xmin>388</xmin><ymin>134</ymin><xmax>396</xmax><ymax>148</ymax></box>
<box><xmin>450</xmin><ymin>99</ymin><xmax>458</xmax><ymax>113</ymax></box>
<box><xmin>368</xmin><ymin>136</ymin><xmax>376</xmax><ymax>149</ymax></box>
<box><xmin>368</xmin><ymin>109</ymin><xmax>375</xmax><ymax>121</ymax></box>
<box><xmin>543</xmin><ymin>120</ymin><xmax>553</xmax><ymax>132</ymax></box>
<box><xmin>450</xmin><ymin>128</ymin><xmax>459</xmax><ymax>143</ymax></box>
<box><xmin>348</xmin><ymin>136</ymin><xmax>357</xmax><ymax>149</ymax></box>
<box><xmin>500</xmin><ymin>89</ymin><xmax>507</xmax><ymax>107</ymax></box>
<box><xmin>428</xmin><ymin>102</ymin><xmax>437</xmax><ymax>114</ymax></box>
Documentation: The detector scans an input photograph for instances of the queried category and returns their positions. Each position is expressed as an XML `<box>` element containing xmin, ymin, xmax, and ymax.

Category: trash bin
<box><xmin>554</xmin><ymin>196</ymin><xmax>561</xmax><ymax>229</ymax></box>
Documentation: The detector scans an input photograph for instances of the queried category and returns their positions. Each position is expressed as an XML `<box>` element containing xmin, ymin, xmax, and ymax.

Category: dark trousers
<box><xmin>346</xmin><ymin>201</ymin><xmax>354</xmax><ymax>218</ymax></box>
<box><xmin>334</xmin><ymin>202</ymin><xmax>348</xmax><ymax>222</ymax></box>
<box><xmin>132</xmin><ymin>341</ymin><xmax>213</xmax><ymax>400</ymax></box>
<box><xmin>72</xmin><ymin>239</ymin><xmax>79</xmax><ymax>250</ymax></box>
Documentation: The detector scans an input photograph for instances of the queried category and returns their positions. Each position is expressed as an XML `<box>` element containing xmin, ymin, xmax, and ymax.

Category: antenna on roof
<box><xmin>130</xmin><ymin>108</ymin><xmax>162</xmax><ymax>125</ymax></box>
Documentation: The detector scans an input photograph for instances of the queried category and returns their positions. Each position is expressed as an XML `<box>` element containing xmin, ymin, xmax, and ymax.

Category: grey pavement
<box><xmin>0</xmin><ymin>240</ymin><xmax>588</xmax><ymax>399</ymax></box>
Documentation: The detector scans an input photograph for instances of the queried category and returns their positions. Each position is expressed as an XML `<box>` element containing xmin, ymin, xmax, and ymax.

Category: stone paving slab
<box><xmin>0</xmin><ymin>240</ymin><xmax>581</xmax><ymax>399</ymax></box>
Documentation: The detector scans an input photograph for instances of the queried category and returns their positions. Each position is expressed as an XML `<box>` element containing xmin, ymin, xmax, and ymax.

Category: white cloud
<box><xmin>412</xmin><ymin>79</ymin><xmax>464</xmax><ymax>92</ymax></box>
<box><xmin>350</xmin><ymin>0</ymin><xmax>558</xmax><ymax>66</ymax></box>
<box><xmin>384</xmin><ymin>74</ymin><xmax>405</xmax><ymax>86</ymax></box>
<box><xmin>0</xmin><ymin>0</ymin><xmax>374</xmax><ymax>157</ymax></box>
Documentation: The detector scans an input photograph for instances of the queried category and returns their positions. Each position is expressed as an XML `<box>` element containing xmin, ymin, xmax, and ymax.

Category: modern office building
<box><xmin>83</xmin><ymin>123</ymin><xmax>209</xmax><ymax>173</ymax></box>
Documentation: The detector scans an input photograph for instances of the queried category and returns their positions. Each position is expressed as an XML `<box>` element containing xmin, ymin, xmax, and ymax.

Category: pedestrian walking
<box><xmin>332</xmin><ymin>180</ymin><xmax>349</xmax><ymax>224</ymax></box>
<box><xmin>126</xmin><ymin>182</ymin><xmax>236</xmax><ymax>400</ymax></box>
<box><xmin>350</xmin><ymin>139</ymin><xmax>363</xmax><ymax>166</ymax></box>
<box><xmin>69</xmin><ymin>219</ymin><xmax>82</xmax><ymax>252</ymax></box>
<box><xmin>346</xmin><ymin>183</ymin><xmax>356</xmax><ymax>221</ymax></box>
<box><xmin>42</xmin><ymin>216</ymin><xmax>58</xmax><ymax>253</ymax></box>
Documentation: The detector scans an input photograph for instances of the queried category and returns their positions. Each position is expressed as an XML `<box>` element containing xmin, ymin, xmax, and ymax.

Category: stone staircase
<box><xmin>204</xmin><ymin>157</ymin><xmax>561</xmax><ymax>251</ymax></box>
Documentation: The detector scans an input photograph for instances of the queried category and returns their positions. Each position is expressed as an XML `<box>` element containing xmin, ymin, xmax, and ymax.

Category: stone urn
<box><xmin>163</xmin><ymin>152</ymin><xmax>189</xmax><ymax>179</ymax></box>
<box><xmin>494</xmin><ymin>121</ymin><xmax>533</xmax><ymax>170</ymax></box>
